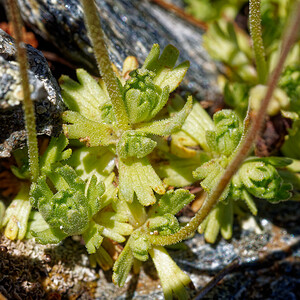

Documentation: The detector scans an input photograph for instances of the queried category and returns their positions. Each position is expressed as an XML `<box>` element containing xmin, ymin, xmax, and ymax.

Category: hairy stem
<box><xmin>249</xmin><ymin>0</ymin><xmax>268</xmax><ymax>84</ymax></box>
<box><xmin>80</xmin><ymin>0</ymin><xmax>130</xmax><ymax>131</ymax></box>
<box><xmin>149</xmin><ymin>3</ymin><xmax>300</xmax><ymax>246</ymax></box>
<box><xmin>7</xmin><ymin>0</ymin><xmax>39</xmax><ymax>182</ymax></box>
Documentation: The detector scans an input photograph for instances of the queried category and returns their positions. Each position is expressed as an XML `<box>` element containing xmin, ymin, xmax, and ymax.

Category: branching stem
<box><xmin>7</xmin><ymin>0</ymin><xmax>39</xmax><ymax>182</ymax></box>
<box><xmin>249</xmin><ymin>0</ymin><xmax>268</xmax><ymax>84</ymax></box>
<box><xmin>80</xmin><ymin>0</ymin><xmax>130</xmax><ymax>131</ymax></box>
<box><xmin>149</xmin><ymin>2</ymin><xmax>300</xmax><ymax>246</ymax></box>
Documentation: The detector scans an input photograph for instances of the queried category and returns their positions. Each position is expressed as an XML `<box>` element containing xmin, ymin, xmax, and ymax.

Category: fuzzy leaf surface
<box><xmin>62</xmin><ymin>111</ymin><xmax>118</xmax><ymax>147</ymax></box>
<box><xmin>119</xmin><ymin>157</ymin><xmax>165</xmax><ymax>206</ymax></box>
<box><xmin>135</xmin><ymin>96</ymin><xmax>192</xmax><ymax>136</ymax></box>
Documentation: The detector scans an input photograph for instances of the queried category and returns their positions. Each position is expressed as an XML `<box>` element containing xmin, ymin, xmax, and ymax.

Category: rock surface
<box><xmin>0</xmin><ymin>29</ymin><xmax>65</xmax><ymax>157</ymax></box>
<box><xmin>17</xmin><ymin>0</ymin><xmax>220</xmax><ymax>99</ymax></box>
<box><xmin>0</xmin><ymin>200</ymin><xmax>299</xmax><ymax>299</ymax></box>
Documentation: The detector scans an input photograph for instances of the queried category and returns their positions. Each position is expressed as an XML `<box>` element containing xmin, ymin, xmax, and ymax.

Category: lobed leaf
<box><xmin>86</xmin><ymin>174</ymin><xmax>105</xmax><ymax>215</ymax></box>
<box><xmin>135</xmin><ymin>96</ymin><xmax>193</xmax><ymax>136</ymax></box>
<box><xmin>31</xmin><ymin>227</ymin><xmax>67</xmax><ymax>244</ymax></box>
<box><xmin>39</xmin><ymin>134</ymin><xmax>72</xmax><ymax>174</ymax></box>
<box><xmin>118</xmin><ymin>157</ymin><xmax>165</xmax><ymax>206</ymax></box>
<box><xmin>62</xmin><ymin>111</ymin><xmax>118</xmax><ymax>147</ymax></box>
<box><xmin>112</xmin><ymin>242</ymin><xmax>134</xmax><ymax>287</ymax></box>
<box><xmin>122</xmin><ymin>68</ymin><xmax>170</xmax><ymax>123</ymax></box>
<box><xmin>67</xmin><ymin>146</ymin><xmax>116</xmax><ymax>182</ymax></box>
<box><xmin>94</xmin><ymin>211</ymin><xmax>133</xmax><ymax>243</ymax></box>
<box><xmin>149</xmin><ymin>246</ymin><xmax>191</xmax><ymax>300</ymax></box>
<box><xmin>142</xmin><ymin>44</ymin><xmax>189</xmax><ymax>93</ymax></box>
<box><xmin>60</xmin><ymin>69</ymin><xmax>109</xmax><ymax>122</ymax></box>
<box><xmin>150</xmin><ymin>189</ymin><xmax>195</xmax><ymax>216</ymax></box>
<box><xmin>82</xmin><ymin>221</ymin><xmax>104</xmax><ymax>254</ymax></box>
<box><xmin>147</xmin><ymin>213</ymin><xmax>180</xmax><ymax>236</ymax></box>
<box><xmin>155</xmin><ymin>152</ymin><xmax>210</xmax><ymax>187</ymax></box>
<box><xmin>117</xmin><ymin>131</ymin><xmax>157</xmax><ymax>159</ymax></box>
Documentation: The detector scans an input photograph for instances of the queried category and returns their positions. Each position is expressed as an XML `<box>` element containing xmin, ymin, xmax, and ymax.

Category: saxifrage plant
<box><xmin>1</xmin><ymin>0</ymin><xmax>300</xmax><ymax>299</ymax></box>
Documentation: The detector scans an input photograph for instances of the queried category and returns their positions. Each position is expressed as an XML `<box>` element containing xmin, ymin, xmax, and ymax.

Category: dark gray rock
<box><xmin>17</xmin><ymin>0</ymin><xmax>220</xmax><ymax>99</ymax></box>
<box><xmin>0</xmin><ymin>29</ymin><xmax>65</xmax><ymax>157</ymax></box>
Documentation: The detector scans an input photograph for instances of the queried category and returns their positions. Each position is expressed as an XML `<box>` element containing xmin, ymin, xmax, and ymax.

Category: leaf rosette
<box><xmin>123</xmin><ymin>69</ymin><xmax>169</xmax><ymax>124</ymax></box>
<box><xmin>60</xmin><ymin>44</ymin><xmax>192</xmax><ymax>206</ymax></box>
<box><xmin>232</xmin><ymin>157</ymin><xmax>293</xmax><ymax>203</ymax></box>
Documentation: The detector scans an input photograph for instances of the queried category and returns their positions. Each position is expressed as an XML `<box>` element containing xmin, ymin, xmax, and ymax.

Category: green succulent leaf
<box><xmin>26</xmin><ymin>211</ymin><xmax>49</xmax><ymax>239</ymax></box>
<box><xmin>135</xmin><ymin>96</ymin><xmax>193</xmax><ymax>136</ymax></box>
<box><xmin>94</xmin><ymin>211</ymin><xmax>133</xmax><ymax>243</ymax></box>
<box><xmin>116</xmin><ymin>197</ymin><xmax>148</xmax><ymax>228</ymax></box>
<box><xmin>56</xmin><ymin>165</ymin><xmax>86</xmax><ymax>193</ymax></box>
<box><xmin>199</xmin><ymin>205</ymin><xmax>220</xmax><ymax>244</ymax></box>
<box><xmin>246</xmin><ymin>156</ymin><xmax>293</xmax><ymax>167</ymax></box>
<box><xmin>100</xmin><ymin>173</ymin><xmax>118</xmax><ymax>209</ymax></box>
<box><xmin>118</xmin><ymin>157</ymin><xmax>165</xmax><ymax>206</ymax></box>
<box><xmin>117</xmin><ymin>131</ymin><xmax>157</xmax><ymax>159</ymax></box>
<box><xmin>241</xmin><ymin>189</ymin><xmax>258</xmax><ymax>216</ymax></box>
<box><xmin>121</xmin><ymin>44</ymin><xmax>189</xmax><ymax>125</ymax></box>
<box><xmin>198</xmin><ymin>200</ymin><xmax>233</xmax><ymax>243</ymax></box>
<box><xmin>90</xmin><ymin>244</ymin><xmax>114</xmax><ymax>271</ymax></box>
<box><xmin>62</xmin><ymin>111</ymin><xmax>118</xmax><ymax>147</ymax></box>
<box><xmin>218</xmin><ymin>200</ymin><xmax>233</xmax><ymax>240</ymax></box>
<box><xmin>30</xmin><ymin>175</ymin><xmax>54</xmax><ymax>208</ymax></box>
<box><xmin>30</xmin><ymin>165</ymin><xmax>104</xmax><ymax>239</ymax></box>
<box><xmin>38</xmin><ymin>188</ymin><xmax>90</xmax><ymax>236</ymax></box>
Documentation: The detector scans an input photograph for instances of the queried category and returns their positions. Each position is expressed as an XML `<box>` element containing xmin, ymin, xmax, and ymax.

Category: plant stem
<box><xmin>80</xmin><ymin>0</ymin><xmax>130</xmax><ymax>131</ymax></box>
<box><xmin>148</xmin><ymin>2</ymin><xmax>300</xmax><ymax>246</ymax></box>
<box><xmin>249</xmin><ymin>0</ymin><xmax>268</xmax><ymax>84</ymax></box>
<box><xmin>7</xmin><ymin>0</ymin><xmax>39</xmax><ymax>182</ymax></box>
